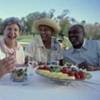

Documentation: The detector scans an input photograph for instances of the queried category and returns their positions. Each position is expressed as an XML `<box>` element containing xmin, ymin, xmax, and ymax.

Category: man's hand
<box><xmin>78</xmin><ymin>61</ymin><xmax>96</xmax><ymax>71</ymax></box>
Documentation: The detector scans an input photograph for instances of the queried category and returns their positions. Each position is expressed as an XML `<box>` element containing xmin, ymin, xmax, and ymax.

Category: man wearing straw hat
<box><xmin>25</xmin><ymin>17</ymin><xmax>63</xmax><ymax>65</ymax></box>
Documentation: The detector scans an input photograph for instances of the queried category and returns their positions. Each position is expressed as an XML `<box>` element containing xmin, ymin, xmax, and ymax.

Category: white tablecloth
<box><xmin>0</xmin><ymin>67</ymin><xmax>100</xmax><ymax>100</ymax></box>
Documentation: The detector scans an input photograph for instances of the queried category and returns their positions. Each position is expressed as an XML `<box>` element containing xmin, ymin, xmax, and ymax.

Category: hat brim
<box><xmin>33</xmin><ymin>18</ymin><xmax>61</xmax><ymax>34</ymax></box>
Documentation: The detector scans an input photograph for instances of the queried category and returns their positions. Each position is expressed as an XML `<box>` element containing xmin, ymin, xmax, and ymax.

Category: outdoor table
<box><xmin>0</xmin><ymin>66</ymin><xmax>100</xmax><ymax>100</ymax></box>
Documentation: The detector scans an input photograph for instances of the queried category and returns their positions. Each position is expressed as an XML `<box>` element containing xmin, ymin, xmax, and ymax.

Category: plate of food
<box><xmin>36</xmin><ymin>64</ymin><xmax>92</xmax><ymax>84</ymax></box>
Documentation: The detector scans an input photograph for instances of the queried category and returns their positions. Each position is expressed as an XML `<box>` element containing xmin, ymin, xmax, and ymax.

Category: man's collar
<box><xmin>81</xmin><ymin>39</ymin><xmax>88</xmax><ymax>50</ymax></box>
<box><xmin>71</xmin><ymin>39</ymin><xmax>88</xmax><ymax>53</ymax></box>
<box><xmin>36</xmin><ymin>35</ymin><xmax>45</xmax><ymax>49</ymax></box>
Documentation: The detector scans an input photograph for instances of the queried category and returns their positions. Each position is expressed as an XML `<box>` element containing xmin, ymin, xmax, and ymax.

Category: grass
<box><xmin>17</xmin><ymin>35</ymin><xmax>33</xmax><ymax>48</ymax></box>
<box><xmin>17</xmin><ymin>35</ymin><xmax>33</xmax><ymax>43</ymax></box>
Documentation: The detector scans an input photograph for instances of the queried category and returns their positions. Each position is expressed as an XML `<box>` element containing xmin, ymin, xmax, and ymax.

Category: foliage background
<box><xmin>0</xmin><ymin>9</ymin><xmax>100</xmax><ymax>48</ymax></box>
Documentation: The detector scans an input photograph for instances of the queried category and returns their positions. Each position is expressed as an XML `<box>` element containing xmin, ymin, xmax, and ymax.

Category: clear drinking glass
<box><xmin>11</xmin><ymin>64</ymin><xmax>27</xmax><ymax>82</ymax></box>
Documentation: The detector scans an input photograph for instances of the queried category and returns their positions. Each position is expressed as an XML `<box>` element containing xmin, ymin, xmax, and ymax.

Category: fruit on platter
<box><xmin>36</xmin><ymin>65</ymin><xmax>91</xmax><ymax>80</ymax></box>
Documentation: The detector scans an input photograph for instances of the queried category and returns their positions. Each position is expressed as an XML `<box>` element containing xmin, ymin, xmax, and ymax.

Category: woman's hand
<box><xmin>0</xmin><ymin>54</ymin><xmax>16</xmax><ymax>78</ymax></box>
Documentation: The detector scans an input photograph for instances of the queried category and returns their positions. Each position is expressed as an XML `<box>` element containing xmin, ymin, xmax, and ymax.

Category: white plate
<box><xmin>36</xmin><ymin>69</ymin><xmax>92</xmax><ymax>85</ymax></box>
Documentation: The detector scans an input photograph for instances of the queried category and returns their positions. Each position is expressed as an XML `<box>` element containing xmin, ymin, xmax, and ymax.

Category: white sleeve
<box><xmin>0</xmin><ymin>49</ymin><xmax>6</xmax><ymax>60</ymax></box>
<box><xmin>0</xmin><ymin>45</ymin><xmax>6</xmax><ymax>60</ymax></box>
<box><xmin>16</xmin><ymin>45</ymin><xmax>25</xmax><ymax>64</ymax></box>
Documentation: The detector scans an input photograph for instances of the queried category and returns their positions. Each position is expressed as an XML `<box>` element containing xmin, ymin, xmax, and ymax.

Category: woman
<box><xmin>0</xmin><ymin>17</ymin><xmax>25</xmax><ymax>78</ymax></box>
<box><xmin>25</xmin><ymin>18</ymin><xmax>63</xmax><ymax>65</ymax></box>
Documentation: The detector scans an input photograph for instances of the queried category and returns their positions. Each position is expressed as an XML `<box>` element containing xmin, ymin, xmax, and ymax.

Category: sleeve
<box><xmin>54</xmin><ymin>42</ymin><xmax>64</xmax><ymax>60</ymax></box>
<box><xmin>19</xmin><ymin>46</ymin><xmax>25</xmax><ymax>64</ymax></box>
<box><xmin>57</xmin><ymin>47</ymin><xmax>64</xmax><ymax>60</ymax></box>
<box><xmin>96</xmin><ymin>40</ymin><xmax>100</xmax><ymax>66</ymax></box>
<box><xmin>0</xmin><ymin>46</ymin><xmax>6</xmax><ymax>60</ymax></box>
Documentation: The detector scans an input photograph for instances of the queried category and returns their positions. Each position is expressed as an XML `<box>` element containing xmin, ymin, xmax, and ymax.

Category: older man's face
<box><xmin>38</xmin><ymin>25</ymin><xmax>54</xmax><ymax>41</ymax></box>
<box><xmin>68</xmin><ymin>27</ymin><xmax>84</xmax><ymax>47</ymax></box>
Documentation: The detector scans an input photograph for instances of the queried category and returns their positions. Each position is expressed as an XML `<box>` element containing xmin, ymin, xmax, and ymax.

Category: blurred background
<box><xmin>0</xmin><ymin>0</ymin><xmax>100</xmax><ymax>49</ymax></box>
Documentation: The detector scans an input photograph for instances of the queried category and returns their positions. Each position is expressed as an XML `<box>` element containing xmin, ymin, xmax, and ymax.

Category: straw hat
<box><xmin>33</xmin><ymin>18</ymin><xmax>61</xmax><ymax>33</ymax></box>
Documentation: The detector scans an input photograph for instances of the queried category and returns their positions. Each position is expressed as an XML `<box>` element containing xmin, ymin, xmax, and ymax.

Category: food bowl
<box><xmin>11</xmin><ymin>66</ymin><xmax>27</xmax><ymax>82</ymax></box>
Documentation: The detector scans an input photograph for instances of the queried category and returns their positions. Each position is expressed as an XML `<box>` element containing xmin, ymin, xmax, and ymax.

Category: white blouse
<box><xmin>0</xmin><ymin>39</ymin><xmax>25</xmax><ymax>65</ymax></box>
